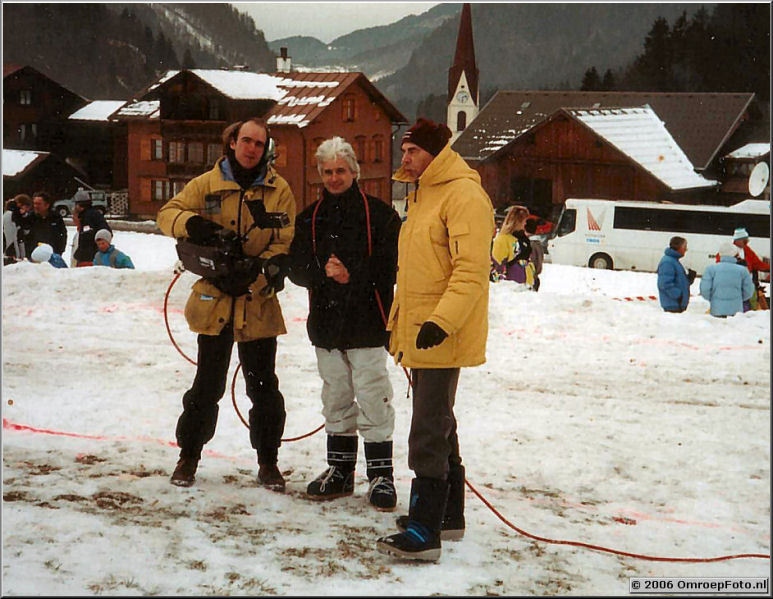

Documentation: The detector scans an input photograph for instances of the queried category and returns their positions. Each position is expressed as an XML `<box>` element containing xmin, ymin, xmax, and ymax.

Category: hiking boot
<box><xmin>306</xmin><ymin>465</ymin><xmax>354</xmax><ymax>500</ymax></box>
<box><xmin>368</xmin><ymin>476</ymin><xmax>397</xmax><ymax>511</ymax></box>
<box><xmin>170</xmin><ymin>457</ymin><xmax>198</xmax><ymax>487</ymax></box>
<box><xmin>257</xmin><ymin>463</ymin><xmax>286</xmax><ymax>492</ymax></box>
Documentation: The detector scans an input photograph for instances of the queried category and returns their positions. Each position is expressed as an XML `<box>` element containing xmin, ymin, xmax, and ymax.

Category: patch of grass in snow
<box><xmin>87</xmin><ymin>575</ymin><xmax>144</xmax><ymax>594</ymax></box>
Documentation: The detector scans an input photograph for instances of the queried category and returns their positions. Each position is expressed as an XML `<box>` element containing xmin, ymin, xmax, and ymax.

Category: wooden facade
<box><xmin>3</xmin><ymin>65</ymin><xmax>87</xmax><ymax>153</ymax></box>
<box><xmin>117</xmin><ymin>70</ymin><xmax>405</xmax><ymax>219</ymax></box>
<box><xmin>272</xmin><ymin>82</ymin><xmax>396</xmax><ymax>212</ymax></box>
<box><xmin>479</xmin><ymin>113</ymin><xmax>703</xmax><ymax>222</ymax></box>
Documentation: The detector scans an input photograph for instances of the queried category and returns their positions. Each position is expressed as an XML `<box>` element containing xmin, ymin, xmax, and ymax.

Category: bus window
<box><xmin>556</xmin><ymin>208</ymin><xmax>576</xmax><ymax>237</ymax></box>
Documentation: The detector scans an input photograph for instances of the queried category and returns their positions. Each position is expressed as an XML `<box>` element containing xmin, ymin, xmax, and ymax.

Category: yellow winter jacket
<box><xmin>156</xmin><ymin>158</ymin><xmax>296</xmax><ymax>342</ymax></box>
<box><xmin>388</xmin><ymin>143</ymin><xmax>494</xmax><ymax>368</ymax></box>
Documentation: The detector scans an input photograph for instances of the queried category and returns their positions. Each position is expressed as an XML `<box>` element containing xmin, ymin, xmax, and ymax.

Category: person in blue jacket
<box><xmin>700</xmin><ymin>242</ymin><xmax>754</xmax><ymax>317</ymax></box>
<box><xmin>93</xmin><ymin>229</ymin><xmax>134</xmax><ymax>269</ymax></box>
<box><xmin>657</xmin><ymin>236</ymin><xmax>696</xmax><ymax>313</ymax></box>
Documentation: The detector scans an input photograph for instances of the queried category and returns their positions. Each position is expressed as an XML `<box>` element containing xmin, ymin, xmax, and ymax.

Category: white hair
<box><xmin>315</xmin><ymin>136</ymin><xmax>360</xmax><ymax>179</ymax></box>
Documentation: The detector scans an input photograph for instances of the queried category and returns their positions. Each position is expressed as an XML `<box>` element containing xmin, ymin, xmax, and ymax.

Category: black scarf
<box><xmin>227</xmin><ymin>148</ymin><xmax>267</xmax><ymax>190</ymax></box>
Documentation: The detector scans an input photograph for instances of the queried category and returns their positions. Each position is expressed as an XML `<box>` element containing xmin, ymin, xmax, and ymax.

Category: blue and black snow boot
<box><xmin>376</xmin><ymin>476</ymin><xmax>449</xmax><ymax>562</ymax></box>
<box><xmin>396</xmin><ymin>464</ymin><xmax>465</xmax><ymax>540</ymax></box>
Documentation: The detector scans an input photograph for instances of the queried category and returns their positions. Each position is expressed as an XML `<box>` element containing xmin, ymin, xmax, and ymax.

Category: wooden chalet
<box><xmin>452</xmin><ymin>91</ymin><xmax>768</xmax><ymax>219</ymax></box>
<box><xmin>110</xmin><ymin>67</ymin><xmax>406</xmax><ymax>218</ymax></box>
<box><xmin>3</xmin><ymin>64</ymin><xmax>87</xmax><ymax>153</ymax></box>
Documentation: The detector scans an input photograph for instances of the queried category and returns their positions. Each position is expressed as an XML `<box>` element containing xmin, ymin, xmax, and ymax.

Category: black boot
<box><xmin>365</xmin><ymin>441</ymin><xmax>397</xmax><ymax>512</ymax></box>
<box><xmin>306</xmin><ymin>435</ymin><xmax>357</xmax><ymax>500</ymax></box>
<box><xmin>376</xmin><ymin>477</ymin><xmax>449</xmax><ymax>562</ymax></box>
<box><xmin>170</xmin><ymin>456</ymin><xmax>199</xmax><ymax>487</ymax></box>
<box><xmin>395</xmin><ymin>464</ymin><xmax>465</xmax><ymax>540</ymax></box>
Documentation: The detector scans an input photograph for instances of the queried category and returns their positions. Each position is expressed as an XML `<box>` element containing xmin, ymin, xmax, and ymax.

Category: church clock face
<box><xmin>456</xmin><ymin>91</ymin><xmax>469</xmax><ymax>103</ymax></box>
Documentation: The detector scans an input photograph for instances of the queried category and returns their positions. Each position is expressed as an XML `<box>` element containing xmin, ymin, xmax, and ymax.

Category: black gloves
<box><xmin>416</xmin><ymin>321</ymin><xmax>448</xmax><ymax>350</ymax></box>
<box><xmin>261</xmin><ymin>254</ymin><xmax>290</xmax><ymax>296</ymax></box>
<box><xmin>185</xmin><ymin>215</ymin><xmax>223</xmax><ymax>244</ymax></box>
<box><xmin>686</xmin><ymin>268</ymin><xmax>697</xmax><ymax>285</ymax></box>
<box><xmin>6</xmin><ymin>200</ymin><xmax>17</xmax><ymax>212</ymax></box>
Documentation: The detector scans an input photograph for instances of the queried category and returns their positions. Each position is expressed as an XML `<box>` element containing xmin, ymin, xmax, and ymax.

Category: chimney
<box><xmin>276</xmin><ymin>47</ymin><xmax>292</xmax><ymax>73</ymax></box>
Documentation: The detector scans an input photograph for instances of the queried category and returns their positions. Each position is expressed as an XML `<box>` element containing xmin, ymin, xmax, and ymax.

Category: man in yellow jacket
<box><xmin>157</xmin><ymin>117</ymin><xmax>295</xmax><ymax>491</ymax></box>
<box><xmin>376</xmin><ymin>118</ymin><xmax>494</xmax><ymax>561</ymax></box>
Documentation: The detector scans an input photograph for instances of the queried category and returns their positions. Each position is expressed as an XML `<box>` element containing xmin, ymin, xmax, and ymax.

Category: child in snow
<box><xmin>29</xmin><ymin>243</ymin><xmax>67</xmax><ymax>268</ymax></box>
<box><xmin>93</xmin><ymin>229</ymin><xmax>134</xmax><ymax>269</ymax></box>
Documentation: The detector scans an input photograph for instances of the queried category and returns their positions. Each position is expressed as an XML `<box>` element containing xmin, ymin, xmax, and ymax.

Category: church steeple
<box><xmin>447</xmin><ymin>3</ymin><xmax>479</xmax><ymax>142</ymax></box>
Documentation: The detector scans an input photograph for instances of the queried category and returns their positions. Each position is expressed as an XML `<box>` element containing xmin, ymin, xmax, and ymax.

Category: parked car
<box><xmin>53</xmin><ymin>190</ymin><xmax>109</xmax><ymax>218</ymax></box>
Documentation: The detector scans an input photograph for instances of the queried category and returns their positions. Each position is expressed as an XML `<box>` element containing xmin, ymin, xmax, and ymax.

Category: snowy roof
<box><xmin>148</xmin><ymin>69</ymin><xmax>285</xmax><ymax>101</ymax></box>
<box><xmin>724</xmin><ymin>143</ymin><xmax>770</xmax><ymax>160</ymax></box>
<box><xmin>2</xmin><ymin>148</ymin><xmax>48</xmax><ymax>178</ymax></box>
<box><xmin>113</xmin><ymin>100</ymin><xmax>160</xmax><ymax>119</ymax></box>
<box><xmin>69</xmin><ymin>101</ymin><xmax>126</xmax><ymax>122</ymax></box>
<box><xmin>111</xmin><ymin>69</ymin><xmax>404</xmax><ymax>127</ymax></box>
<box><xmin>190</xmin><ymin>69</ymin><xmax>285</xmax><ymax>101</ymax></box>
<box><xmin>454</xmin><ymin>91</ymin><xmax>755</xmax><ymax>170</ymax></box>
<box><xmin>266</xmin><ymin>71</ymin><xmax>405</xmax><ymax>128</ymax></box>
<box><xmin>569</xmin><ymin>106</ymin><xmax>717</xmax><ymax>191</ymax></box>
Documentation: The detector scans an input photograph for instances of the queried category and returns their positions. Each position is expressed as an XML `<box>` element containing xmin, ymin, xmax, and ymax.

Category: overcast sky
<box><xmin>232</xmin><ymin>2</ymin><xmax>440</xmax><ymax>43</ymax></box>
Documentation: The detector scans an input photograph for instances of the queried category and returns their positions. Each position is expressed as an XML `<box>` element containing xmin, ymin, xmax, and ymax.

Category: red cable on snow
<box><xmin>464</xmin><ymin>479</ymin><xmax>769</xmax><ymax>563</ymax></box>
<box><xmin>164</xmin><ymin>271</ymin><xmax>323</xmax><ymax>442</ymax></box>
<box><xmin>229</xmin><ymin>363</ymin><xmax>325</xmax><ymax>442</ymax></box>
<box><xmin>165</xmin><ymin>271</ymin><xmax>769</xmax><ymax>563</ymax></box>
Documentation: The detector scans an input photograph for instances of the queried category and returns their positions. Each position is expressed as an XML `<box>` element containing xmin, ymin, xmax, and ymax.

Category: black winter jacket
<box><xmin>288</xmin><ymin>180</ymin><xmax>401</xmax><ymax>350</ymax></box>
<box><xmin>74</xmin><ymin>207</ymin><xmax>110</xmax><ymax>263</ymax></box>
<box><xmin>27</xmin><ymin>210</ymin><xmax>67</xmax><ymax>255</ymax></box>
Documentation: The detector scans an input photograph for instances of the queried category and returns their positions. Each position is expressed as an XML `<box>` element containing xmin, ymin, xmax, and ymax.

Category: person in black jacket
<box><xmin>27</xmin><ymin>191</ymin><xmax>67</xmax><ymax>256</ymax></box>
<box><xmin>72</xmin><ymin>189</ymin><xmax>110</xmax><ymax>266</ymax></box>
<box><xmin>288</xmin><ymin>136</ymin><xmax>401</xmax><ymax>511</ymax></box>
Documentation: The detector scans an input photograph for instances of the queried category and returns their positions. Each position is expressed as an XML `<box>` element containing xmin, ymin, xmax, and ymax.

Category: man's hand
<box><xmin>185</xmin><ymin>215</ymin><xmax>223</xmax><ymax>244</ymax></box>
<box><xmin>325</xmin><ymin>254</ymin><xmax>350</xmax><ymax>284</ymax></box>
<box><xmin>416</xmin><ymin>321</ymin><xmax>448</xmax><ymax>349</ymax></box>
<box><xmin>261</xmin><ymin>254</ymin><xmax>290</xmax><ymax>296</ymax></box>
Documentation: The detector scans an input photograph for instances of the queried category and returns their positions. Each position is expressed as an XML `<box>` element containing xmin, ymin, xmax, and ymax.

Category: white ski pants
<box><xmin>315</xmin><ymin>346</ymin><xmax>395</xmax><ymax>443</ymax></box>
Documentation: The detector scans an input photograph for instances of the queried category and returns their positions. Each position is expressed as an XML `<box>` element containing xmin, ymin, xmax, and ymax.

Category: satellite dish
<box><xmin>748</xmin><ymin>161</ymin><xmax>769</xmax><ymax>197</ymax></box>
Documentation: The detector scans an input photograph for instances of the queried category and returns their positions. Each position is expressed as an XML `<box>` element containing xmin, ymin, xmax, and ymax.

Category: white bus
<box><xmin>546</xmin><ymin>198</ymin><xmax>770</xmax><ymax>276</ymax></box>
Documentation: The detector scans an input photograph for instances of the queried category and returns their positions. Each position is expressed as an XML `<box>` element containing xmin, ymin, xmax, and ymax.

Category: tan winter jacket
<box><xmin>156</xmin><ymin>158</ymin><xmax>296</xmax><ymax>342</ymax></box>
<box><xmin>388</xmin><ymin>143</ymin><xmax>494</xmax><ymax>368</ymax></box>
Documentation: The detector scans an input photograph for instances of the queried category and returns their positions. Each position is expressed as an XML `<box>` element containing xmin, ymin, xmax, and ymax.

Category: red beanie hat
<box><xmin>401</xmin><ymin>118</ymin><xmax>452</xmax><ymax>156</ymax></box>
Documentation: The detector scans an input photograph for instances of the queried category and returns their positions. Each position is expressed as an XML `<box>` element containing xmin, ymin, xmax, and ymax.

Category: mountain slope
<box><xmin>2</xmin><ymin>3</ymin><xmax>275</xmax><ymax>100</ymax></box>
<box><xmin>379</xmin><ymin>3</ymin><xmax>706</xmax><ymax>114</ymax></box>
<box><xmin>268</xmin><ymin>3</ymin><xmax>460</xmax><ymax>80</ymax></box>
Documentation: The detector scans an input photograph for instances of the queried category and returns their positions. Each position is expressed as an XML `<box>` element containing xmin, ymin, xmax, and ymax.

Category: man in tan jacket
<box><xmin>156</xmin><ymin>117</ymin><xmax>295</xmax><ymax>491</ymax></box>
<box><xmin>376</xmin><ymin>118</ymin><xmax>494</xmax><ymax>562</ymax></box>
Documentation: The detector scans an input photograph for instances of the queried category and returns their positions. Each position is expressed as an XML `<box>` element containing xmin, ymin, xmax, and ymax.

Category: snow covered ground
<box><xmin>2</xmin><ymin>228</ymin><xmax>770</xmax><ymax>595</ymax></box>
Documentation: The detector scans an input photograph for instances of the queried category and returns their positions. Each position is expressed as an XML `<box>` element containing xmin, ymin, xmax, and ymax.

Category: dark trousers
<box><xmin>176</xmin><ymin>327</ymin><xmax>286</xmax><ymax>464</ymax></box>
<box><xmin>408</xmin><ymin>368</ymin><xmax>462</xmax><ymax>480</ymax></box>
